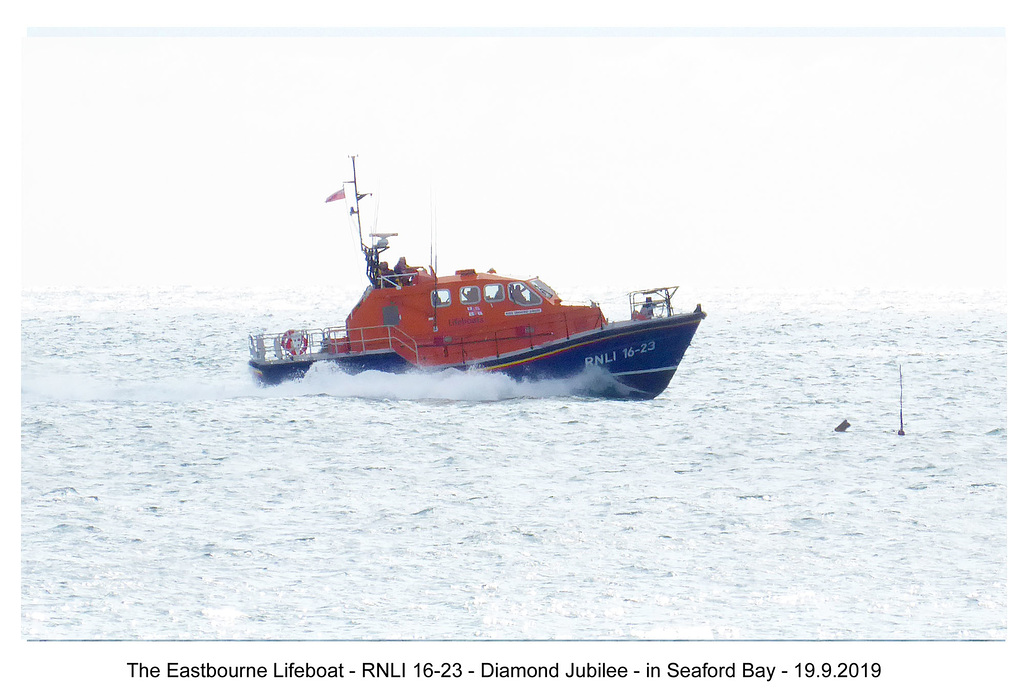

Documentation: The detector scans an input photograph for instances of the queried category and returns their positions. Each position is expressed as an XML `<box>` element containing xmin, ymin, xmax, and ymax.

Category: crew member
<box><xmin>378</xmin><ymin>261</ymin><xmax>393</xmax><ymax>288</ymax></box>
<box><xmin>640</xmin><ymin>296</ymin><xmax>656</xmax><ymax>319</ymax></box>
<box><xmin>394</xmin><ymin>256</ymin><xmax>412</xmax><ymax>285</ymax></box>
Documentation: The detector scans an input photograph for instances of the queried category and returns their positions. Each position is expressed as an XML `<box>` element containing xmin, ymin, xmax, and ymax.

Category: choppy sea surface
<box><xmin>21</xmin><ymin>286</ymin><xmax>1006</xmax><ymax>640</ymax></box>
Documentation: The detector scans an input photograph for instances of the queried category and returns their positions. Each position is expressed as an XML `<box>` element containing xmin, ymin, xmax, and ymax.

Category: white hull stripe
<box><xmin>611</xmin><ymin>366</ymin><xmax>678</xmax><ymax>377</ymax></box>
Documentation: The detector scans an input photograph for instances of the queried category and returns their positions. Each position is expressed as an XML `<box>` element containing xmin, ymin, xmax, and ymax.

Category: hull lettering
<box><xmin>585</xmin><ymin>351</ymin><xmax>617</xmax><ymax>367</ymax></box>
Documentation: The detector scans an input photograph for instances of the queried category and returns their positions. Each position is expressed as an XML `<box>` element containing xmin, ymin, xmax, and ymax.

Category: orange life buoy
<box><xmin>281</xmin><ymin>329</ymin><xmax>308</xmax><ymax>356</ymax></box>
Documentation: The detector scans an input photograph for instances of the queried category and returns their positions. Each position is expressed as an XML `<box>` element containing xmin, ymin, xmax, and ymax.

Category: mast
<box><xmin>350</xmin><ymin>155</ymin><xmax>366</xmax><ymax>249</ymax></box>
<box><xmin>344</xmin><ymin>155</ymin><xmax>378</xmax><ymax>286</ymax></box>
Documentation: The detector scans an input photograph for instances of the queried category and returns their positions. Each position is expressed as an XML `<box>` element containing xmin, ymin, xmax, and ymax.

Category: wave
<box><xmin>281</xmin><ymin>362</ymin><xmax>592</xmax><ymax>401</ymax></box>
<box><xmin>21</xmin><ymin>371</ymin><xmax>264</xmax><ymax>403</ymax></box>
<box><xmin>21</xmin><ymin>364</ymin><xmax>604</xmax><ymax>404</ymax></box>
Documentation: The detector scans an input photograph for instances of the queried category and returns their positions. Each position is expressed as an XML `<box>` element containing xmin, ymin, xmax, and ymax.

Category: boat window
<box><xmin>484</xmin><ymin>284</ymin><xmax>505</xmax><ymax>303</ymax></box>
<box><xmin>431</xmin><ymin>289</ymin><xmax>452</xmax><ymax>307</ymax></box>
<box><xmin>508</xmin><ymin>282</ymin><xmax>543</xmax><ymax>307</ymax></box>
<box><xmin>460</xmin><ymin>286</ymin><xmax>481</xmax><ymax>304</ymax></box>
<box><xmin>530</xmin><ymin>278</ymin><xmax>557</xmax><ymax>299</ymax></box>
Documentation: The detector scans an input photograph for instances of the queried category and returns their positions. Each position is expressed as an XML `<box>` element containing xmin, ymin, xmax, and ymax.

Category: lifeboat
<box><xmin>247</xmin><ymin>158</ymin><xmax>706</xmax><ymax>399</ymax></box>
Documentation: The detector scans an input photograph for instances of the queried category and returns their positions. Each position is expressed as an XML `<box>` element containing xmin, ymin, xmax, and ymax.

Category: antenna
<box><xmin>898</xmin><ymin>364</ymin><xmax>906</xmax><ymax>436</ymax></box>
<box><xmin>349</xmin><ymin>155</ymin><xmax>365</xmax><ymax>248</ymax></box>
<box><xmin>432</xmin><ymin>189</ymin><xmax>439</xmax><ymax>273</ymax></box>
<box><xmin>343</xmin><ymin>155</ymin><xmax>379</xmax><ymax>286</ymax></box>
<box><xmin>372</xmin><ymin>178</ymin><xmax>380</xmax><ymax>238</ymax></box>
<box><xmin>431</xmin><ymin>185</ymin><xmax>439</xmax><ymax>333</ymax></box>
<box><xmin>429</xmin><ymin>182</ymin><xmax>434</xmax><ymax>275</ymax></box>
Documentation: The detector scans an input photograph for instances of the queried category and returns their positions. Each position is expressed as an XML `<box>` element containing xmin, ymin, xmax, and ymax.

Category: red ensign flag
<box><xmin>325</xmin><ymin>188</ymin><xmax>346</xmax><ymax>203</ymax></box>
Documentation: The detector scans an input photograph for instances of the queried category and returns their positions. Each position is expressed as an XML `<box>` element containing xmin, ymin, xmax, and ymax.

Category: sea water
<box><xmin>20</xmin><ymin>286</ymin><xmax>1006</xmax><ymax>639</ymax></box>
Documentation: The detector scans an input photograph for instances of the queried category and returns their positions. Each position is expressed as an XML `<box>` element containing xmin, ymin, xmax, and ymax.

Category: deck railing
<box><xmin>249</xmin><ymin>324</ymin><xmax>420</xmax><ymax>365</ymax></box>
<box><xmin>249</xmin><ymin>312</ymin><xmax>607</xmax><ymax>367</ymax></box>
<box><xmin>379</xmin><ymin>272</ymin><xmax>418</xmax><ymax>289</ymax></box>
<box><xmin>421</xmin><ymin>312</ymin><xmax>606</xmax><ymax>364</ymax></box>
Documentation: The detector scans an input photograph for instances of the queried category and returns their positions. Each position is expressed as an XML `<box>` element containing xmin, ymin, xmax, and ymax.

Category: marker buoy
<box><xmin>898</xmin><ymin>364</ymin><xmax>906</xmax><ymax>436</ymax></box>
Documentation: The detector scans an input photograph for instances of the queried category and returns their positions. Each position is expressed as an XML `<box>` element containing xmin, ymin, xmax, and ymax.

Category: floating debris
<box><xmin>835</xmin><ymin>419</ymin><xmax>851</xmax><ymax>432</ymax></box>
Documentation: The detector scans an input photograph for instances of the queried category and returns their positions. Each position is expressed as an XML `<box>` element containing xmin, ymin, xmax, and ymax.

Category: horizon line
<box><xmin>26</xmin><ymin>26</ymin><xmax>1006</xmax><ymax>39</ymax></box>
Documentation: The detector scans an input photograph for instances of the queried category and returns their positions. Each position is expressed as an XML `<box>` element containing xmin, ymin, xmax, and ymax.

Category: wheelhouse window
<box><xmin>484</xmin><ymin>283</ymin><xmax>505</xmax><ymax>303</ymax></box>
<box><xmin>431</xmin><ymin>289</ymin><xmax>452</xmax><ymax>307</ymax></box>
<box><xmin>508</xmin><ymin>282</ymin><xmax>543</xmax><ymax>307</ymax></box>
<box><xmin>530</xmin><ymin>278</ymin><xmax>557</xmax><ymax>299</ymax></box>
<box><xmin>460</xmin><ymin>286</ymin><xmax>481</xmax><ymax>304</ymax></box>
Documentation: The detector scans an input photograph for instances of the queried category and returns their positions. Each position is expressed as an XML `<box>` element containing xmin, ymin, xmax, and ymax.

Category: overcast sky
<box><xmin>22</xmin><ymin>30</ymin><xmax>1004</xmax><ymax>291</ymax></box>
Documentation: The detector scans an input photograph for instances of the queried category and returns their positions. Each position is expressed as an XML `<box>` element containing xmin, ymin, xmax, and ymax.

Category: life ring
<box><xmin>281</xmin><ymin>329</ymin><xmax>308</xmax><ymax>356</ymax></box>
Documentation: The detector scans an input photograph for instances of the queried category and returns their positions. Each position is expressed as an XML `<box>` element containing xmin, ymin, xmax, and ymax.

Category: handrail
<box><xmin>629</xmin><ymin>286</ymin><xmax>678</xmax><ymax>319</ymax></box>
<box><xmin>249</xmin><ymin>323</ymin><xmax>420</xmax><ymax>365</ymax></box>
<box><xmin>379</xmin><ymin>272</ymin><xmax>418</xmax><ymax>289</ymax></box>
<box><xmin>249</xmin><ymin>312</ymin><xmax>604</xmax><ymax>366</ymax></box>
<box><xmin>417</xmin><ymin>312</ymin><xmax>604</xmax><ymax>361</ymax></box>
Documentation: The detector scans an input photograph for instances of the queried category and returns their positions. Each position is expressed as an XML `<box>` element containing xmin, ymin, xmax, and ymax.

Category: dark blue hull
<box><xmin>249</xmin><ymin>351</ymin><xmax>412</xmax><ymax>386</ymax></box>
<box><xmin>249</xmin><ymin>311</ymin><xmax>705</xmax><ymax>399</ymax></box>
<box><xmin>476</xmin><ymin>311</ymin><xmax>704</xmax><ymax>398</ymax></box>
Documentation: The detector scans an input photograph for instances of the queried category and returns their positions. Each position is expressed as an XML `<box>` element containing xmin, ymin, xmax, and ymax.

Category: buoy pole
<box><xmin>898</xmin><ymin>364</ymin><xmax>905</xmax><ymax>436</ymax></box>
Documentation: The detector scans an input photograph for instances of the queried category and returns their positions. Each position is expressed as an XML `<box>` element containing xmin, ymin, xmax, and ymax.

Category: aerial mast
<box><xmin>342</xmin><ymin>155</ymin><xmax>380</xmax><ymax>286</ymax></box>
<box><xmin>349</xmin><ymin>155</ymin><xmax>366</xmax><ymax>249</ymax></box>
